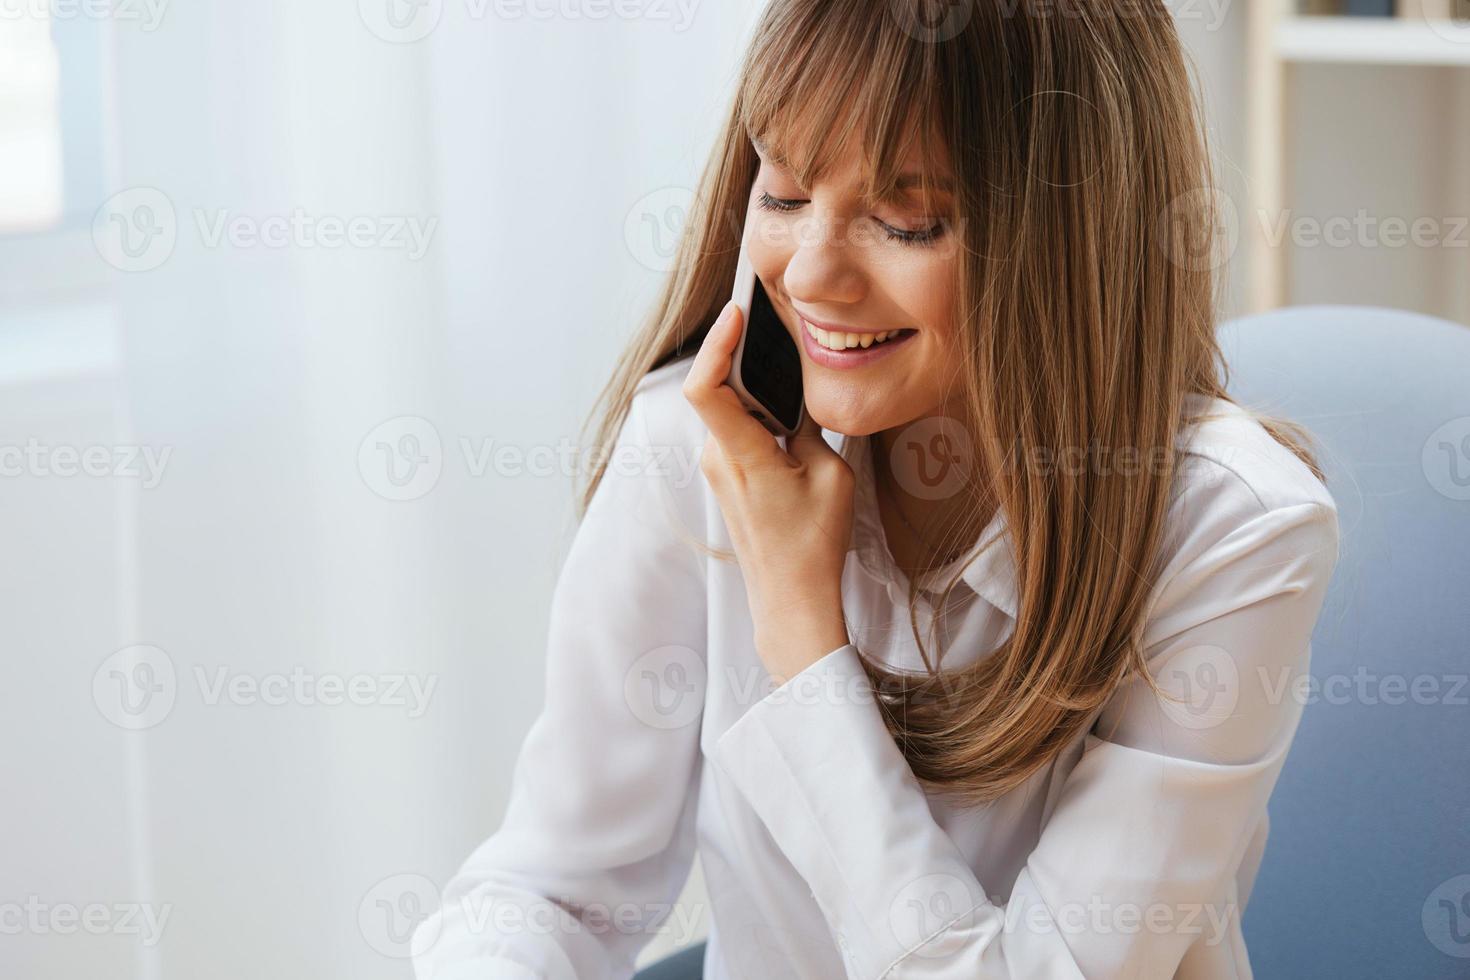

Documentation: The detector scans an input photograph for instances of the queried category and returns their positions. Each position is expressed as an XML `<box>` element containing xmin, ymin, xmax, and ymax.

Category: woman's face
<box><xmin>745</xmin><ymin>135</ymin><xmax>962</xmax><ymax>437</ymax></box>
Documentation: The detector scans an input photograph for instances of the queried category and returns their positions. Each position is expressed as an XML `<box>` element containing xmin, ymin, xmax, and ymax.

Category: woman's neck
<box><xmin>870</xmin><ymin>420</ymin><xmax>992</xmax><ymax>579</ymax></box>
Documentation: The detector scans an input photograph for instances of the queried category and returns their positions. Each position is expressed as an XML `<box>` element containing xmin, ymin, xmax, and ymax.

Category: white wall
<box><xmin>1</xmin><ymin>3</ymin><xmax>760</xmax><ymax>976</ymax></box>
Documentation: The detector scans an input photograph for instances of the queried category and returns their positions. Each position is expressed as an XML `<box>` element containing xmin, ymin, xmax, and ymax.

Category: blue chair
<box><xmin>637</xmin><ymin>305</ymin><xmax>1470</xmax><ymax>979</ymax></box>
<box><xmin>1223</xmin><ymin>306</ymin><xmax>1470</xmax><ymax>977</ymax></box>
<box><xmin>635</xmin><ymin>940</ymin><xmax>705</xmax><ymax>979</ymax></box>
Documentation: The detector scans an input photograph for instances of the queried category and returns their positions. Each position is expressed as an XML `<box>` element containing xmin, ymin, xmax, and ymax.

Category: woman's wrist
<box><xmin>753</xmin><ymin>604</ymin><xmax>850</xmax><ymax>685</ymax></box>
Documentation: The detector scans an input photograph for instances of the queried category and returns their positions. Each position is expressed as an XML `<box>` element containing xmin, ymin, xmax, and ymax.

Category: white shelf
<box><xmin>1276</xmin><ymin>16</ymin><xmax>1470</xmax><ymax>65</ymax></box>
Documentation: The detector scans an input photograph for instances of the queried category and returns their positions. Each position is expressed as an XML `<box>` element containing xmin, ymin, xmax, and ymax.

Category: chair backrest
<box><xmin>1222</xmin><ymin>305</ymin><xmax>1470</xmax><ymax>977</ymax></box>
<box><xmin>634</xmin><ymin>940</ymin><xmax>705</xmax><ymax>980</ymax></box>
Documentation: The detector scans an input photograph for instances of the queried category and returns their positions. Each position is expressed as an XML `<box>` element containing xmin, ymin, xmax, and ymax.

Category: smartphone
<box><xmin>725</xmin><ymin>239</ymin><xmax>806</xmax><ymax>438</ymax></box>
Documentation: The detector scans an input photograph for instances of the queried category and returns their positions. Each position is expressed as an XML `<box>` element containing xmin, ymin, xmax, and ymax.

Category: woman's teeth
<box><xmin>803</xmin><ymin>320</ymin><xmax>906</xmax><ymax>351</ymax></box>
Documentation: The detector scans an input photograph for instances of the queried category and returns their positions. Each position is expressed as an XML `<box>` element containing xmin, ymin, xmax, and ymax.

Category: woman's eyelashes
<box><xmin>754</xmin><ymin>190</ymin><xmax>946</xmax><ymax>247</ymax></box>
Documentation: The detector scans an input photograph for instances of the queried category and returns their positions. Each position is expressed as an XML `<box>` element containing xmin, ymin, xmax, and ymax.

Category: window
<box><xmin>0</xmin><ymin>11</ymin><xmax>64</xmax><ymax>232</ymax></box>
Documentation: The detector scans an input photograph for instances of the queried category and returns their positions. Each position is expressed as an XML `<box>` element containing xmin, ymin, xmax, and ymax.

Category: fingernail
<box><xmin>716</xmin><ymin>301</ymin><xmax>737</xmax><ymax>327</ymax></box>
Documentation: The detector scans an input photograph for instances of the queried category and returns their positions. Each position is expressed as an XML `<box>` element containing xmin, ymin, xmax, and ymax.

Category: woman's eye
<box><xmin>877</xmin><ymin>218</ymin><xmax>947</xmax><ymax>247</ymax></box>
<box><xmin>756</xmin><ymin>190</ymin><xmax>947</xmax><ymax>247</ymax></box>
<box><xmin>756</xmin><ymin>190</ymin><xmax>805</xmax><ymax>213</ymax></box>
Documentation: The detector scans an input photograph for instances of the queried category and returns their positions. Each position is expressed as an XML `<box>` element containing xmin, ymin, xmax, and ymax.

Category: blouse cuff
<box><xmin>711</xmin><ymin>643</ymin><xmax>979</xmax><ymax>977</ymax></box>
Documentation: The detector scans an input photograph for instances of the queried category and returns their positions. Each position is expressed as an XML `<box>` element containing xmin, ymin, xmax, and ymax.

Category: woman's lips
<box><xmin>796</xmin><ymin>314</ymin><xmax>917</xmax><ymax>370</ymax></box>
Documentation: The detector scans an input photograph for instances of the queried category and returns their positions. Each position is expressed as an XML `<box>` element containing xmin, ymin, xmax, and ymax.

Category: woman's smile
<box><xmin>796</xmin><ymin>311</ymin><xmax>919</xmax><ymax>369</ymax></box>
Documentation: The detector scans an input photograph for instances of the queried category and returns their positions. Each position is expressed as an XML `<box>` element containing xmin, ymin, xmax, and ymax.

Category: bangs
<box><xmin>736</xmin><ymin>2</ymin><xmax>956</xmax><ymax>216</ymax></box>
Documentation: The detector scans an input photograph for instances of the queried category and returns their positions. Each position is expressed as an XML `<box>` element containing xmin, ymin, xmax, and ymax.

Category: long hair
<box><xmin>578</xmin><ymin>0</ymin><xmax>1318</xmax><ymax>806</ymax></box>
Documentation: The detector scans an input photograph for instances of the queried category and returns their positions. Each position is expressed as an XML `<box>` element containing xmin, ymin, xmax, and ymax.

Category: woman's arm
<box><xmin>711</xmin><ymin>492</ymin><xmax>1338</xmax><ymax>979</ymax></box>
<box><xmin>413</xmin><ymin>389</ymin><xmax>708</xmax><ymax>980</ymax></box>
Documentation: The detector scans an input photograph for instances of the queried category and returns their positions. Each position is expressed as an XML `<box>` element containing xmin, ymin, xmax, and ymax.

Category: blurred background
<box><xmin>1</xmin><ymin>0</ymin><xmax>1466</xmax><ymax>977</ymax></box>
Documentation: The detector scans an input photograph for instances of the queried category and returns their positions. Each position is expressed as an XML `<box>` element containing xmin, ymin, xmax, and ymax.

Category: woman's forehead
<box><xmin>753</xmin><ymin>127</ymin><xmax>955</xmax><ymax>201</ymax></box>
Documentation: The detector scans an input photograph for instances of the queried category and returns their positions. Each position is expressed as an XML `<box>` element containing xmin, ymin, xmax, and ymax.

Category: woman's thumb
<box><xmin>785</xmin><ymin>409</ymin><xmax>834</xmax><ymax>464</ymax></box>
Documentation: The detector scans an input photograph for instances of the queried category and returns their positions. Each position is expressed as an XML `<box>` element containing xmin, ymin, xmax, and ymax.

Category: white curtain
<box><xmin>4</xmin><ymin>4</ymin><xmax>1265</xmax><ymax>977</ymax></box>
<box><xmin>3</xmin><ymin>2</ymin><xmax>760</xmax><ymax>976</ymax></box>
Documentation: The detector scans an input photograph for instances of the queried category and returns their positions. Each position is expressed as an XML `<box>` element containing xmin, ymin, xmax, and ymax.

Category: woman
<box><xmin>415</xmin><ymin>1</ymin><xmax>1338</xmax><ymax>977</ymax></box>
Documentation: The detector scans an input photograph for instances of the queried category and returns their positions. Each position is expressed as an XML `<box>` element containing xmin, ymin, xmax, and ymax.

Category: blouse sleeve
<box><xmin>413</xmin><ymin>391</ymin><xmax>709</xmax><ymax>980</ymax></box>
<box><xmin>710</xmin><ymin>493</ymin><xmax>1338</xmax><ymax>979</ymax></box>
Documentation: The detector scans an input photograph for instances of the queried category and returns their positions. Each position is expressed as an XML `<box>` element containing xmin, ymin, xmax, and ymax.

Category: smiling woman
<box><xmin>415</xmin><ymin>1</ymin><xmax>1341</xmax><ymax>978</ymax></box>
<box><xmin>738</xmin><ymin>120</ymin><xmax>963</xmax><ymax>441</ymax></box>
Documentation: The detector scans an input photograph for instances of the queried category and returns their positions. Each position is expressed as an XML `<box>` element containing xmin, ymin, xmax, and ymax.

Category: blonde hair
<box><xmin>579</xmin><ymin>0</ymin><xmax>1318</xmax><ymax>806</ymax></box>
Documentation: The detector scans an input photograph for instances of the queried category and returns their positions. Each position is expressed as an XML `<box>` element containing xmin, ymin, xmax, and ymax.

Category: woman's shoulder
<box><xmin>1175</xmin><ymin>394</ymin><xmax>1336</xmax><ymax>519</ymax></box>
<box><xmin>605</xmin><ymin>357</ymin><xmax>708</xmax><ymax>512</ymax></box>
<box><xmin>1149</xmin><ymin>395</ymin><xmax>1340</xmax><ymax>630</ymax></box>
<box><xmin>628</xmin><ymin>355</ymin><xmax>703</xmax><ymax>448</ymax></box>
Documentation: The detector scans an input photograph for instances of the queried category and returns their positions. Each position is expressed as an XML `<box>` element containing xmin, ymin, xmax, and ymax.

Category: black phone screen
<box><xmin>738</xmin><ymin>277</ymin><xmax>804</xmax><ymax>431</ymax></box>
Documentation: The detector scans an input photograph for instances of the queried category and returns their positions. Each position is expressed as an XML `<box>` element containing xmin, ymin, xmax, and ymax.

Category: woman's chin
<box><xmin>802</xmin><ymin>396</ymin><xmax>894</xmax><ymax>439</ymax></box>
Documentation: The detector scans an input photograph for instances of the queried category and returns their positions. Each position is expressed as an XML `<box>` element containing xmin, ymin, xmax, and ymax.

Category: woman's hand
<box><xmin>682</xmin><ymin>300</ymin><xmax>855</xmax><ymax>685</ymax></box>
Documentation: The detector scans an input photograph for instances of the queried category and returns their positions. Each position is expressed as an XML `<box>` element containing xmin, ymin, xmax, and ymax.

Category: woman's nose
<box><xmin>780</xmin><ymin>211</ymin><xmax>868</xmax><ymax>308</ymax></box>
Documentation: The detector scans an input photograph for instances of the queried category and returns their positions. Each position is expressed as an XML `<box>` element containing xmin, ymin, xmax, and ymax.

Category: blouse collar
<box><xmin>823</xmin><ymin>393</ymin><xmax>1232</xmax><ymax>625</ymax></box>
<box><xmin>833</xmin><ymin>429</ymin><xmax>1018</xmax><ymax>621</ymax></box>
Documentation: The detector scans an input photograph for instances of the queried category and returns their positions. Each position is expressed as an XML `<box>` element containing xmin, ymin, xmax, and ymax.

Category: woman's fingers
<box><xmin>787</xmin><ymin>409</ymin><xmax>854</xmax><ymax>512</ymax></box>
<box><xmin>785</xmin><ymin>408</ymin><xmax>834</xmax><ymax>467</ymax></box>
<box><xmin>682</xmin><ymin>300</ymin><xmax>781</xmax><ymax>465</ymax></box>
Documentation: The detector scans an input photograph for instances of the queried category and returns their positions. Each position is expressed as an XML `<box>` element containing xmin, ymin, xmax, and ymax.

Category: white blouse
<box><xmin>413</xmin><ymin>356</ymin><xmax>1339</xmax><ymax>980</ymax></box>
